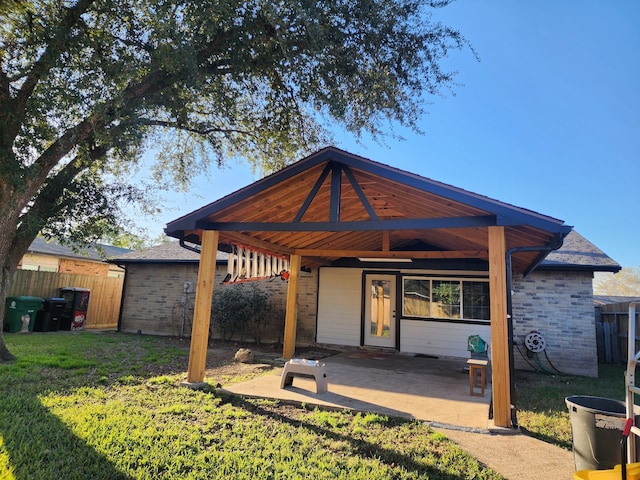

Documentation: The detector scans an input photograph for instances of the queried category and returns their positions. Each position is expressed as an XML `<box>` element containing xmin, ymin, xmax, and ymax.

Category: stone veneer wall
<box><xmin>511</xmin><ymin>269</ymin><xmax>597</xmax><ymax>377</ymax></box>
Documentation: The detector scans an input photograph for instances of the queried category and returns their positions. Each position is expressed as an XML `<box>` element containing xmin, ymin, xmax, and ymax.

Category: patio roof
<box><xmin>165</xmin><ymin>146</ymin><xmax>577</xmax><ymax>429</ymax></box>
<box><xmin>165</xmin><ymin>146</ymin><xmax>572</xmax><ymax>274</ymax></box>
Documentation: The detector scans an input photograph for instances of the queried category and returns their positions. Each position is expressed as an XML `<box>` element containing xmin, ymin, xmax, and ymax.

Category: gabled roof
<box><xmin>27</xmin><ymin>237</ymin><xmax>131</xmax><ymax>262</ymax></box>
<box><xmin>539</xmin><ymin>231</ymin><xmax>620</xmax><ymax>272</ymax></box>
<box><xmin>165</xmin><ymin>146</ymin><xmax>578</xmax><ymax>273</ymax></box>
<box><xmin>110</xmin><ymin>241</ymin><xmax>227</xmax><ymax>264</ymax></box>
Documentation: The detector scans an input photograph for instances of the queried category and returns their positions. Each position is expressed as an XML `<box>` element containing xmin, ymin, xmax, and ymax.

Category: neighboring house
<box><xmin>594</xmin><ymin>296</ymin><xmax>640</xmax><ymax>307</ymax></box>
<box><xmin>19</xmin><ymin>237</ymin><xmax>130</xmax><ymax>278</ymax></box>
<box><xmin>111</xmin><ymin>242</ymin><xmax>290</xmax><ymax>337</ymax></box>
<box><xmin>157</xmin><ymin>146</ymin><xmax>618</xmax><ymax>428</ymax></box>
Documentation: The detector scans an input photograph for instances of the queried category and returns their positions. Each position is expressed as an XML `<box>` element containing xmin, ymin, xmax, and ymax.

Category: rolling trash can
<box><xmin>59</xmin><ymin>287</ymin><xmax>90</xmax><ymax>331</ymax></box>
<box><xmin>4</xmin><ymin>296</ymin><xmax>44</xmax><ymax>333</ymax></box>
<box><xmin>566</xmin><ymin>395</ymin><xmax>637</xmax><ymax>471</ymax></box>
<box><xmin>34</xmin><ymin>297</ymin><xmax>66</xmax><ymax>332</ymax></box>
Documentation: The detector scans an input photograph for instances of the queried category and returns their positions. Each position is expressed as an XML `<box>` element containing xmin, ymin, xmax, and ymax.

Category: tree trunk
<box><xmin>0</xmin><ymin>198</ymin><xmax>39</xmax><ymax>363</ymax></box>
<box><xmin>0</xmin><ymin>266</ymin><xmax>16</xmax><ymax>362</ymax></box>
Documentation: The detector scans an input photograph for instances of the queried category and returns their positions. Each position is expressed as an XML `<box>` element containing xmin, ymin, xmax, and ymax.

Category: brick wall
<box><xmin>59</xmin><ymin>258</ymin><xmax>110</xmax><ymax>276</ymax></box>
<box><xmin>511</xmin><ymin>269</ymin><xmax>597</xmax><ymax>377</ymax></box>
<box><xmin>295</xmin><ymin>268</ymin><xmax>319</xmax><ymax>345</ymax></box>
<box><xmin>120</xmin><ymin>263</ymin><xmax>291</xmax><ymax>341</ymax></box>
<box><xmin>120</xmin><ymin>263</ymin><xmax>200</xmax><ymax>336</ymax></box>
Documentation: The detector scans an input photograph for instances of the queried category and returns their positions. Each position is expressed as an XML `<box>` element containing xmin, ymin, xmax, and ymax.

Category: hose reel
<box><xmin>524</xmin><ymin>331</ymin><xmax>546</xmax><ymax>353</ymax></box>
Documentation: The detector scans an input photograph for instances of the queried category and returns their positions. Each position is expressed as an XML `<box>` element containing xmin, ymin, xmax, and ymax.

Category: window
<box><xmin>403</xmin><ymin>279</ymin><xmax>430</xmax><ymax>317</ymax></box>
<box><xmin>402</xmin><ymin>277</ymin><xmax>490</xmax><ymax>322</ymax></box>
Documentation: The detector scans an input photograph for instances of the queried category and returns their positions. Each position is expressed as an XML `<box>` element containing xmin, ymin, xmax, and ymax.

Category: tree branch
<box><xmin>12</xmin><ymin>0</ymin><xmax>96</xmax><ymax>136</ymax></box>
<box><xmin>12</xmin><ymin>142</ymin><xmax>107</xmax><ymax>268</ymax></box>
<box><xmin>138</xmin><ymin>119</ymin><xmax>255</xmax><ymax>138</ymax></box>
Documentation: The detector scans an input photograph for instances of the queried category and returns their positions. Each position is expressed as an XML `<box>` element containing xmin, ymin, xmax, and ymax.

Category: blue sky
<box><xmin>139</xmin><ymin>1</ymin><xmax>640</xmax><ymax>267</ymax></box>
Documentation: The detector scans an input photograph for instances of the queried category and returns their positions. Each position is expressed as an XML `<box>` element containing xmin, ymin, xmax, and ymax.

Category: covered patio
<box><xmin>224</xmin><ymin>350</ymin><xmax>493</xmax><ymax>430</ymax></box>
<box><xmin>165</xmin><ymin>146</ymin><xmax>572</xmax><ymax>428</ymax></box>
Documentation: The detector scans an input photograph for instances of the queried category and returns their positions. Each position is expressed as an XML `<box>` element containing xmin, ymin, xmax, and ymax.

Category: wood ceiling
<box><xmin>166</xmin><ymin>147</ymin><xmax>571</xmax><ymax>273</ymax></box>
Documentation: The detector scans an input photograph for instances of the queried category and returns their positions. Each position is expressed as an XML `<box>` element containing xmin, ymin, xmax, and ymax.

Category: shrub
<box><xmin>211</xmin><ymin>284</ymin><xmax>284</xmax><ymax>343</ymax></box>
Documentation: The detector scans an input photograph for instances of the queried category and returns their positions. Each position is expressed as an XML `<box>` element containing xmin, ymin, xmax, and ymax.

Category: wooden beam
<box><xmin>185</xmin><ymin>230</ymin><xmax>219</xmax><ymax>384</ymax></box>
<box><xmin>199</xmin><ymin>215</ymin><xmax>498</xmax><ymax>232</ymax></box>
<box><xmin>294</xmin><ymin>248</ymin><xmax>488</xmax><ymax>259</ymax></box>
<box><xmin>382</xmin><ymin>231</ymin><xmax>390</xmax><ymax>252</ymax></box>
<box><xmin>293</xmin><ymin>163</ymin><xmax>332</xmax><ymax>222</ymax></box>
<box><xmin>342</xmin><ymin>164</ymin><xmax>379</xmax><ymax>221</ymax></box>
<box><xmin>330</xmin><ymin>163</ymin><xmax>342</xmax><ymax>222</ymax></box>
<box><xmin>220</xmin><ymin>231</ymin><xmax>295</xmax><ymax>255</ymax></box>
<box><xmin>282</xmin><ymin>254</ymin><xmax>301</xmax><ymax>359</ymax></box>
<box><xmin>488</xmin><ymin>226</ymin><xmax>511</xmax><ymax>428</ymax></box>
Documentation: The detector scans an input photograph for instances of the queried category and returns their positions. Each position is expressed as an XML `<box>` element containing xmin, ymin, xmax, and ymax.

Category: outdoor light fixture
<box><xmin>357</xmin><ymin>258</ymin><xmax>413</xmax><ymax>263</ymax></box>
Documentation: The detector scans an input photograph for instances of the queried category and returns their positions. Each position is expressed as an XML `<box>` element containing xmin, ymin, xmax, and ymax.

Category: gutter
<box><xmin>505</xmin><ymin>232</ymin><xmax>567</xmax><ymax>428</ymax></box>
<box><xmin>115</xmin><ymin>263</ymin><xmax>128</xmax><ymax>332</ymax></box>
<box><xmin>179</xmin><ymin>239</ymin><xmax>202</xmax><ymax>255</ymax></box>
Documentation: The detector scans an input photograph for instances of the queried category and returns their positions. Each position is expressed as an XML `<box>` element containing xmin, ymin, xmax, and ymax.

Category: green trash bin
<box><xmin>4</xmin><ymin>296</ymin><xmax>44</xmax><ymax>333</ymax></box>
<box><xmin>565</xmin><ymin>395</ymin><xmax>634</xmax><ymax>471</ymax></box>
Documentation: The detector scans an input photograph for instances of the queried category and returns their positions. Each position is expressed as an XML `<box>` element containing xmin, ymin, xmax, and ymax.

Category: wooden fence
<box><xmin>8</xmin><ymin>270</ymin><xmax>124</xmax><ymax>330</ymax></box>
<box><xmin>596</xmin><ymin>302</ymin><xmax>640</xmax><ymax>363</ymax></box>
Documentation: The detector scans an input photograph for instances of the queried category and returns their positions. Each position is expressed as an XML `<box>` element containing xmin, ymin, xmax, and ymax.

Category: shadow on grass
<box><xmin>0</xmin><ymin>391</ymin><xmax>133</xmax><ymax>480</ymax></box>
<box><xmin>518</xmin><ymin>426</ymin><xmax>572</xmax><ymax>450</ymax></box>
<box><xmin>223</xmin><ymin>393</ymin><xmax>481</xmax><ymax>480</ymax></box>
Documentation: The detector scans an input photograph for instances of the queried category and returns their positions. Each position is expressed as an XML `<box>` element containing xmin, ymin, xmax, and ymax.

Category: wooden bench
<box><xmin>467</xmin><ymin>358</ymin><xmax>489</xmax><ymax>396</ymax></box>
<box><xmin>280</xmin><ymin>359</ymin><xmax>328</xmax><ymax>394</ymax></box>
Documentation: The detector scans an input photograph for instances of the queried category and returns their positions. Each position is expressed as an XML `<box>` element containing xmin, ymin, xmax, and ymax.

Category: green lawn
<box><xmin>0</xmin><ymin>332</ymin><xmax>503</xmax><ymax>480</ymax></box>
<box><xmin>515</xmin><ymin>362</ymin><xmax>627</xmax><ymax>449</ymax></box>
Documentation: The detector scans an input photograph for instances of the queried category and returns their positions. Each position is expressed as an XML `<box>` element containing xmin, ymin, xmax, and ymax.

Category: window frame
<box><xmin>401</xmin><ymin>275</ymin><xmax>491</xmax><ymax>324</ymax></box>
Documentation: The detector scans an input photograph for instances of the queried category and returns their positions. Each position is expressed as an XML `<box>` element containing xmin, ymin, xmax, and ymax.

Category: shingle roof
<box><xmin>28</xmin><ymin>237</ymin><xmax>132</xmax><ymax>262</ymax></box>
<box><xmin>593</xmin><ymin>295</ymin><xmax>640</xmax><ymax>306</ymax></box>
<box><xmin>110</xmin><ymin>241</ymin><xmax>228</xmax><ymax>264</ymax></box>
<box><xmin>539</xmin><ymin>230</ymin><xmax>620</xmax><ymax>272</ymax></box>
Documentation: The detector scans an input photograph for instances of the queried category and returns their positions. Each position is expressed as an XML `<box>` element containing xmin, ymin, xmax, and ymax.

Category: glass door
<box><xmin>363</xmin><ymin>274</ymin><xmax>396</xmax><ymax>348</ymax></box>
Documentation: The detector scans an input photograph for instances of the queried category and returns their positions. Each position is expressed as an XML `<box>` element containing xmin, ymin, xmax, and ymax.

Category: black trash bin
<box><xmin>4</xmin><ymin>296</ymin><xmax>44</xmax><ymax>333</ymax></box>
<box><xmin>565</xmin><ymin>395</ymin><xmax>634</xmax><ymax>471</ymax></box>
<box><xmin>34</xmin><ymin>298</ymin><xmax>67</xmax><ymax>332</ymax></box>
<box><xmin>59</xmin><ymin>288</ymin><xmax>90</xmax><ymax>331</ymax></box>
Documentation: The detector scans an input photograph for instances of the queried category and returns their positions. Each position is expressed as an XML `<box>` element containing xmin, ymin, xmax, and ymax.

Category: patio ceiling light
<box><xmin>357</xmin><ymin>258</ymin><xmax>413</xmax><ymax>262</ymax></box>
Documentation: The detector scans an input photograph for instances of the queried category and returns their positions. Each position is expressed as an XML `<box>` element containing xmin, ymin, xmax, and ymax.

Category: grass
<box><xmin>0</xmin><ymin>332</ymin><xmax>503</xmax><ymax>480</ymax></box>
<box><xmin>515</xmin><ymin>362</ymin><xmax>627</xmax><ymax>449</ymax></box>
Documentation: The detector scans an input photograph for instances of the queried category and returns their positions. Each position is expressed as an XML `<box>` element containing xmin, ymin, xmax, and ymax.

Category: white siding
<box><xmin>316</xmin><ymin>268</ymin><xmax>362</xmax><ymax>346</ymax></box>
<box><xmin>400</xmin><ymin>319</ymin><xmax>491</xmax><ymax>358</ymax></box>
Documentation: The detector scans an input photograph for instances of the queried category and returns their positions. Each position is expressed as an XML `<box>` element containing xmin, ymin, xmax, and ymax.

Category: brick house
<box><xmin>160</xmin><ymin>147</ymin><xmax>620</xmax><ymax>428</ymax></box>
<box><xmin>112</xmin><ymin>242</ymin><xmax>314</xmax><ymax>340</ymax></box>
<box><xmin>20</xmin><ymin>237</ymin><xmax>129</xmax><ymax>278</ymax></box>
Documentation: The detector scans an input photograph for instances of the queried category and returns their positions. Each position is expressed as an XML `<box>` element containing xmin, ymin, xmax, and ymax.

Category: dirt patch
<box><xmin>154</xmin><ymin>338</ymin><xmax>340</xmax><ymax>385</ymax></box>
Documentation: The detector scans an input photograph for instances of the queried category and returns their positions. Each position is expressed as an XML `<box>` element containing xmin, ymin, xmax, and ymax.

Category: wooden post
<box><xmin>488</xmin><ymin>226</ymin><xmax>511</xmax><ymax>428</ymax></box>
<box><xmin>282</xmin><ymin>254</ymin><xmax>301</xmax><ymax>360</ymax></box>
<box><xmin>185</xmin><ymin>230</ymin><xmax>219</xmax><ymax>385</ymax></box>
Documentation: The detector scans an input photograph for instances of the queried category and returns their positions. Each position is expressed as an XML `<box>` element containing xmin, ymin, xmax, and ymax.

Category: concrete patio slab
<box><xmin>222</xmin><ymin>350</ymin><xmax>576</xmax><ymax>479</ymax></box>
<box><xmin>223</xmin><ymin>351</ymin><xmax>492</xmax><ymax>430</ymax></box>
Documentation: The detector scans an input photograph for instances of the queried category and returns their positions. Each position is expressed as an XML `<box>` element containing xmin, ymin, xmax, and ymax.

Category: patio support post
<box><xmin>282</xmin><ymin>254</ymin><xmax>301</xmax><ymax>359</ymax></box>
<box><xmin>185</xmin><ymin>229</ymin><xmax>219</xmax><ymax>385</ymax></box>
<box><xmin>488</xmin><ymin>226</ymin><xmax>512</xmax><ymax>428</ymax></box>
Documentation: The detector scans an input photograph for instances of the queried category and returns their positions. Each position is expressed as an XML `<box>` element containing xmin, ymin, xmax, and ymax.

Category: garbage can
<box><xmin>34</xmin><ymin>297</ymin><xmax>67</xmax><ymax>332</ymax></box>
<box><xmin>566</xmin><ymin>395</ymin><xmax>633</xmax><ymax>471</ymax></box>
<box><xmin>59</xmin><ymin>288</ymin><xmax>90</xmax><ymax>331</ymax></box>
<box><xmin>4</xmin><ymin>296</ymin><xmax>44</xmax><ymax>333</ymax></box>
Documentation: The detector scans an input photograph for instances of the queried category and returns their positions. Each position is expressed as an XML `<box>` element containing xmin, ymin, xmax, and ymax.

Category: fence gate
<box><xmin>596</xmin><ymin>302</ymin><xmax>640</xmax><ymax>363</ymax></box>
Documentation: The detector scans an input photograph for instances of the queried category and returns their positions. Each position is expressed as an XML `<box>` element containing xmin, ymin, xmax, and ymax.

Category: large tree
<box><xmin>0</xmin><ymin>0</ymin><xmax>470</xmax><ymax>360</ymax></box>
